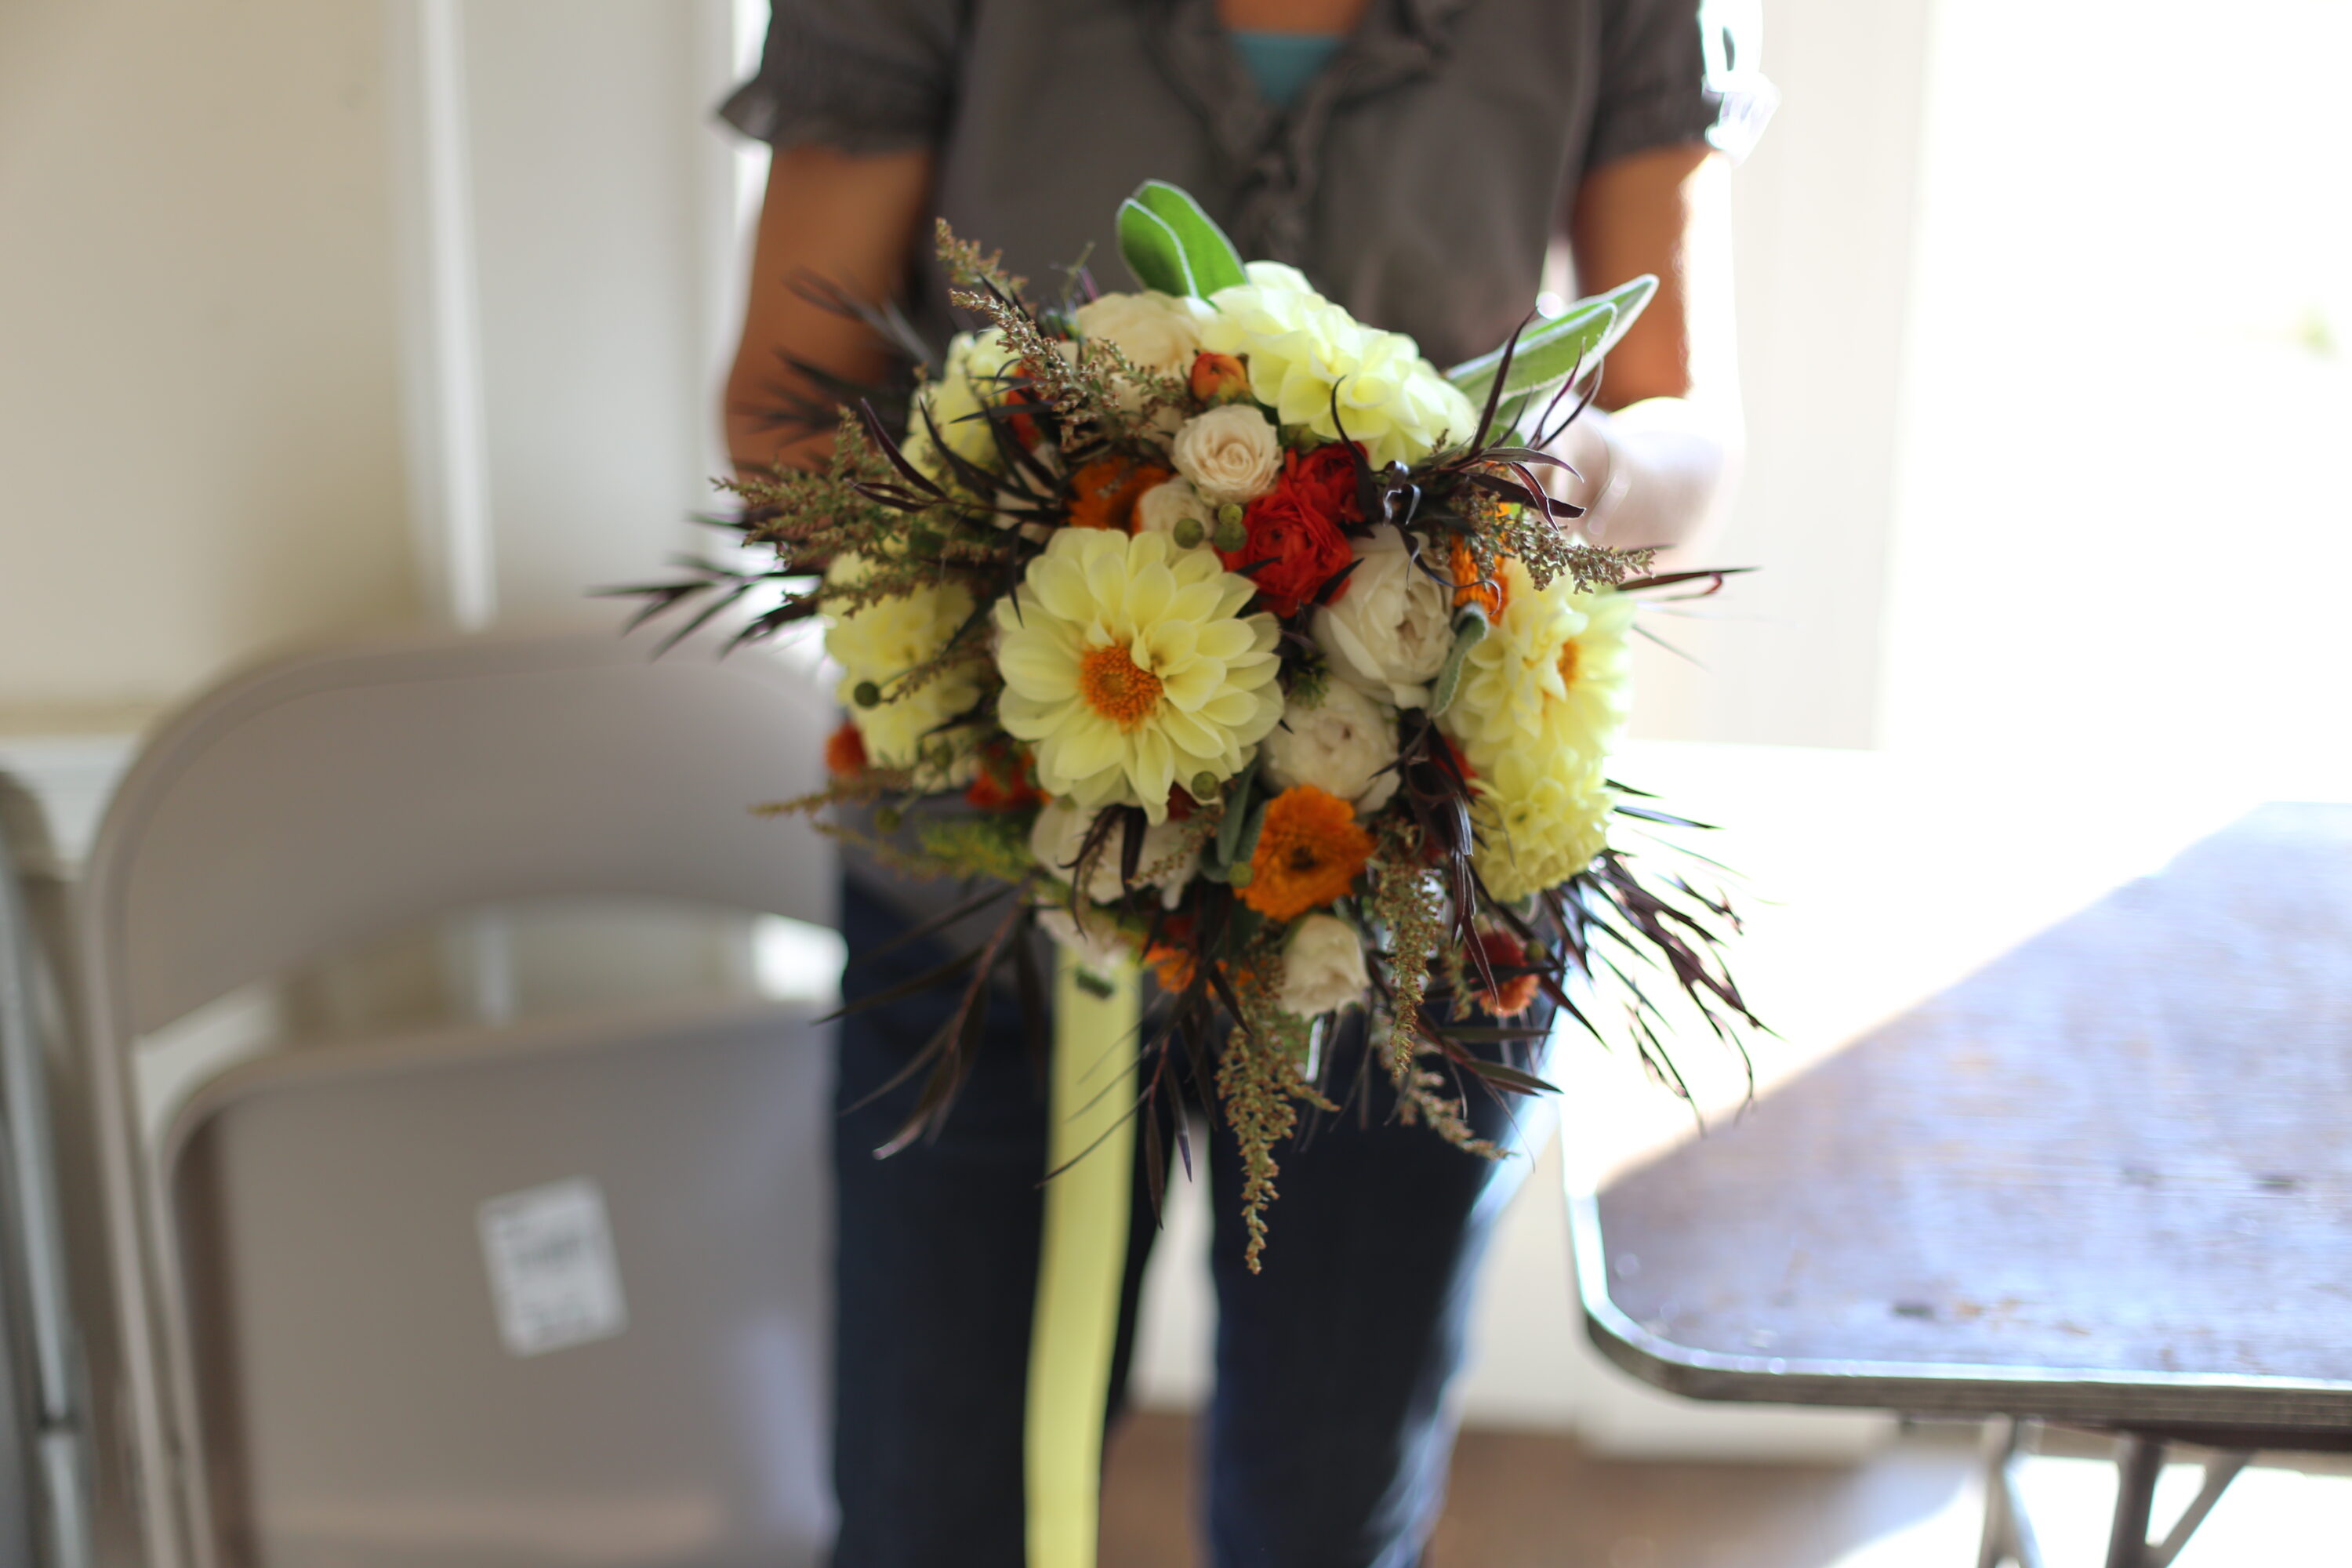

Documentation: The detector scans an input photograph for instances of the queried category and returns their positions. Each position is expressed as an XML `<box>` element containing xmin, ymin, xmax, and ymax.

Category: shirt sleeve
<box><xmin>717</xmin><ymin>0</ymin><xmax>965</xmax><ymax>155</ymax></box>
<box><xmin>1584</xmin><ymin>0</ymin><xmax>1770</xmax><ymax>171</ymax></box>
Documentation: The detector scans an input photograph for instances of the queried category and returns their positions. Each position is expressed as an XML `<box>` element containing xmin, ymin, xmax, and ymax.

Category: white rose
<box><xmin>1132</xmin><ymin>476</ymin><xmax>1215</xmax><ymax>544</ymax></box>
<box><xmin>1073</xmin><ymin>290</ymin><xmax>1206</xmax><ymax>379</ymax></box>
<box><xmin>1029</xmin><ymin>797</ymin><xmax>1200</xmax><ymax>908</ymax></box>
<box><xmin>1276</xmin><ymin>913</ymin><xmax>1370</xmax><ymax>1018</ymax></box>
<box><xmin>1310</xmin><ymin>525</ymin><xmax>1455</xmax><ymax>707</ymax></box>
<box><xmin>1262</xmin><ymin>679</ymin><xmax>1400</xmax><ymax>813</ymax></box>
<box><xmin>1171</xmin><ymin>405</ymin><xmax>1282</xmax><ymax>506</ymax></box>
<box><xmin>1034</xmin><ymin>906</ymin><xmax>1134</xmax><ymax>978</ymax></box>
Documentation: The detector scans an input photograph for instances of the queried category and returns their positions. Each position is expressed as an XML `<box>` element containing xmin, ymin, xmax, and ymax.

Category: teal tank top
<box><xmin>1229</xmin><ymin>30</ymin><xmax>1344</xmax><ymax>110</ymax></box>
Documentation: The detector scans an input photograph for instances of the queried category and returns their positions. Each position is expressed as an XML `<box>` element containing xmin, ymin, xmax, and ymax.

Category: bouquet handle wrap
<box><xmin>1025</xmin><ymin>948</ymin><xmax>1140</xmax><ymax>1568</ymax></box>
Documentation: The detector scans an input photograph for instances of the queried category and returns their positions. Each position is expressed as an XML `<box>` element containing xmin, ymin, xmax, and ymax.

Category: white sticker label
<box><xmin>477</xmin><ymin>1178</ymin><xmax>629</xmax><ymax>1357</ymax></box>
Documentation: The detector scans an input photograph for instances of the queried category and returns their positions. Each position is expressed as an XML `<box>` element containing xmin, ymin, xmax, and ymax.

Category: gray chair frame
<box><xmin>71</xmin><ymin>628</ymin><xmax>840</xmax><ymax>1568</ymax></box>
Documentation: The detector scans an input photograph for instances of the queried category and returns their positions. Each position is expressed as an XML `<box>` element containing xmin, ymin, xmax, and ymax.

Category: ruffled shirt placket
<box><xmin>1143</xmin><ymin>0</ymin><xmax>1473</xmax><ymax>265</ymax></box>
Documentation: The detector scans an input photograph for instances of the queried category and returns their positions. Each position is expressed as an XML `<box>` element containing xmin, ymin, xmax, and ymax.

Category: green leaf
<box><xmin>1117</xmin><ymin>199</ymin><xmax>1192</xmax><ymax>296</ymax></box>
<box><xmin>1428</xmin><ymin>610</ymin><xmax>1490</xmax><ymax>718</ymax></box>
<box><xmin>1129</xmin><ymin>181</ymin><xmax>1249</xmax><ymax>297</ymax></box>
<box><xmin>1445</xmin><ymin>275</ymin><xmax>1658</xmax><ymax>408</ymax></box>
<box><xmin>1214</xmin><ymin>754</ymin><xmax>1263</xmax><ymax>867</ymax></box>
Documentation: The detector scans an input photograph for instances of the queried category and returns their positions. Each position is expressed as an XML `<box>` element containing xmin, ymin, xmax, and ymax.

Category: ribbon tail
<box><xmin>1025</xmin><ymin>947</ymin><xmax>1142</xmax><ymax>1568</ymax></box>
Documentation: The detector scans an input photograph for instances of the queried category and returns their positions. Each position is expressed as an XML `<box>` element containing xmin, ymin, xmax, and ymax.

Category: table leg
<box><xmin>2103</xmin><ymin>1436</ymin><xmax>2165</xmax><ymax>1568</ymax></box>
<box><xmin>1976</xmin><ymin>1417</ymin><xmax>2045</xmax><ymax>1568</ymax></box>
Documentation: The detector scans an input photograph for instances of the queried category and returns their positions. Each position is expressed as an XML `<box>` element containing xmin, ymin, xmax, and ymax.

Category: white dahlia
<box><xmin>993</xmin><ymin>529</ymin><xmax>1282</xmax><ymax>822</ymax></box>
<box><xmin>1470</xmin><ymin>749</ymin><xmax>1616</xmax><ymax>904</ymax></box>
<box><xmin>1201</xmin><ymin>261</ymin><xmax>1480</xmax><ymax>468</ymax></box>
<box><xmin>823</xmin><ymin>557</ymin><xmax>983</xmax><ymax>769</ymax></box>
<box><xmin>1442</xmin><ymin>558</ymin><xmax>1635</xmax><ymax>773</ymax></box>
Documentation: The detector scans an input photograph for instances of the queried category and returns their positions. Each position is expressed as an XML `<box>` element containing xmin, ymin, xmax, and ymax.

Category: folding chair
<box><xmin>0</xmin><ymin>775</ymin><xmax>100</xmax><ymax>1568</ymax></box>
<box><xmin>73</xmin><ymin>630</ymin><xmax>841</xmax><ymax>1568</ymax></box>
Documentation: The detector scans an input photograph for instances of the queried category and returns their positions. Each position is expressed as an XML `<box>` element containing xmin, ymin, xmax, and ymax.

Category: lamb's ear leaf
<box><xmin>1117</xmin><ymin>199</ymin><xmax>1194</xmax><ymax>296</ymax></box>
<box><xmin>1444</xmin><ymin>275</ymin><xmax>1657</xmax><ymax>405</ymax></box>
<box><xmin>1132</xmin><ymin>181</ymin><xmax>1249</xmax><ymax>297</ymax></box>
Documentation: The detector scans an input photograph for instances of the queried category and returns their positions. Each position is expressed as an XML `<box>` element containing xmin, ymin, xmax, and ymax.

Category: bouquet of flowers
<box><xmin>634</xmin><ymin>183</ymin><xmax>1756</xmax><ymax>1267</ymax></box>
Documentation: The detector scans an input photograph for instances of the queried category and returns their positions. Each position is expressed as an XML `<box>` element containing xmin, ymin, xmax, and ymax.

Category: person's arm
<box><xmin>725</xmin><ymin>144</ymin><xmax>936</xmax><ymax>477</ymax></box>
<box><xmin>1555</xmin><ymin>142</ymin><xmax>1743</xmax><ymax>556</ymax></box>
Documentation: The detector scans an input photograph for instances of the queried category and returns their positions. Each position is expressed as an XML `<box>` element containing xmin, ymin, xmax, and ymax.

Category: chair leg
<box><xmin>2104</xmin><ymin>1435</ymin><xmax>2165</xmax><ymax>1568</ymax></box>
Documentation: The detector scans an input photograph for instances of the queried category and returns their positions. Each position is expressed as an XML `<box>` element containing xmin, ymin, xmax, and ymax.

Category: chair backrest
<box><xmin>89</xmin><ymin>630</ymin><xmax>834</xmax><ymax>1039</ymax></box>
<box><xmin>73</xmin><ymin>629</ymin><xmax>840</xmax><ymax>1568</ymax></box>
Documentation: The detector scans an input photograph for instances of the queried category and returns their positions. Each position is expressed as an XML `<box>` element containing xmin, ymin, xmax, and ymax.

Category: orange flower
<box><xmin>1145</xmin><ymin>916</ymin><xmax>1199</xmax><ymax>993</ymax></box>
<box><xmin>1469</xmin><ymin>929</ymin><xmax>1542</xmax><ymax>1018</ymax></box>
<box><xmin>824</xmin><ymin>721</ymin><xmax>868</xmax><ymax>777</ymax></box>
<box><xmin>1189</xmin><ymin>350</ymin><xmax>1250</xmax><ymax>404</ymax></box>
<box><xmin>1066</xmin><ymin>456</ymin><xmax>1172</xmax><ymax>532</ymax></box>
<box><xmin>964</xmin><ymin>741</ymin><xmax>1045</xmax><ymax>811</ymax></box>
<box><xmin>1004</xmin><ymin>383</ymin><xmax>1044</xmax><ymax>448</ymax></box>
<box><xmin>1240</xmin><ymin>786</ymin><xmax>1374</xmax><ymax>920</ymax></box>
<box><xmin>1449</xmin><ymin>540</ymin><xmax>1506</xmax><ymax>618</ymax></box>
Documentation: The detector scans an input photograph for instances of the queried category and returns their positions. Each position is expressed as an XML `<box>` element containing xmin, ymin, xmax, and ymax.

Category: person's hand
<box><xmin>1548</xmin><ymin>396</ymin><xmax>1738</xmax><ymax>555</ymax></box>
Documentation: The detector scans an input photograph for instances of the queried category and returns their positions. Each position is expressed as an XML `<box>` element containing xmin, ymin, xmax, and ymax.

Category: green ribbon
<box><xmin>1025</xmin><ymin>947</ymin><xmax>1141</xmax><ymax>1568</ymax></box>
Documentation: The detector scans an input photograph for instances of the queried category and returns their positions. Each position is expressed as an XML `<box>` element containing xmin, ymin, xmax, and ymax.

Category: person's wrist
<box><xmin>1552</xmin><ymin>409</ymin><xmax>1624</xmax><ymax>542</ymax></box>
<box><xmin>1584</xmin><ymin>416</ymin><xmax>1632</xmax><ymax>543</ymax></box>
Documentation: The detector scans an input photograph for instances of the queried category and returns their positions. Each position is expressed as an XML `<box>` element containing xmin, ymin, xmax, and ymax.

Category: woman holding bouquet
<box><xmin>720</xmin><ymin>2</ymin><xmax>1754</xmax><ymax>1563</ymax></box>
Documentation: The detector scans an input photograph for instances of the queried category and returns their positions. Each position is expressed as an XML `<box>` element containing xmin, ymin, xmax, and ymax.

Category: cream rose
<box><xmin>1034</xmin><ymin>906</ymin><xmax>1134</xmax><ymax>977</ymax></box>
<box><xmin>1276</xmin><ymin>913</ymin><xmax>1370</xmax><ymax>1018</ymax></box>
<box><xmin>1029</xmin><ymin>797</ymin><xmax>1200</xmax><ymax>908</ymax></box>
<box><xmin>1073</xmin><ymin>290</ymin><xmax>1205</xmax><ymax>379</ymax></box>
<box><xmin>1132</xmin><ymin>476</ymin><xmax>1216</xmax><ymax>544</ymax></box>
<box><xmin>1309</xmin><ymin>525</ymin><xmax>1455</xmax><ymax>707</ymax></box>
<box><xmin>1171</xmin><ymin>405</ymin><xmax>1281</xmax><ymax>506</ymax></box>
<box><xmin>1262</xmin><ymin>679</ymin><xmax>1400</xmax><ymax>814</ymax></box>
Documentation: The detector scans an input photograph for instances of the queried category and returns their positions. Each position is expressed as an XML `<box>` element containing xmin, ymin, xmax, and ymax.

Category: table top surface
<box><xmin>1580</xmin><ymin>799</ymin><xmax>2352</xmax><ymax>1432</ymax></box>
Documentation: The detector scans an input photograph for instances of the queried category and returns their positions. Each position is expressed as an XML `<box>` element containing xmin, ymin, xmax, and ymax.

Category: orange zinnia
<box><xmin>1240</xmin><ymin>786</ymin><xmax>1374</xmax><ymax>920</ymax></box>
<box><xmin>1066</xmin><ymin>457</ymin><xmax>1172</xmax><ymax>532</ymax></box>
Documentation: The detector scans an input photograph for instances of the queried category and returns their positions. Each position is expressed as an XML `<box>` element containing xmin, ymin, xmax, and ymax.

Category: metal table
<box><xmin>1571</xmin><ymin>801</ymin><xmax>2352</xmax><ymax>1567</ymax></box>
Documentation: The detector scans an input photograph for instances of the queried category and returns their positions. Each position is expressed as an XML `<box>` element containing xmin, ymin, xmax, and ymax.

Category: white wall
<box><xmin>406</xmin><ymin>0</ymin><xmax>739</xmax><ymax>624</ymax></box>
<box><xmin>1628</xmin><ymin>0</ymin><xmax>1934</xmax><ymax>751</ymax></box>
<box><xmin>0</xmin><ymin>0</ymin><xmax>422</xmax><ymax>733</ymax></box>
<box><xmin>1879</xmin><ymin>0</ymin><xmax>2352</xmax><ymax>786</ymax></box>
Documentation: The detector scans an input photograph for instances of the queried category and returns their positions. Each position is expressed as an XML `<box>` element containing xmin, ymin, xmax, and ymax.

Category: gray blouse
<box><xmin>722</xmin><ymin>0</ymin><xmax>1747</xmax><ymax>371</ymax></box>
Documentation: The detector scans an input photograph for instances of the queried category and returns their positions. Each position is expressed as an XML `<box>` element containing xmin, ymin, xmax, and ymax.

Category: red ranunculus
<box><xmin>1218</xmin><ymin>443</ymin><xmax>1363</xmax><ymax>617</ymax></box>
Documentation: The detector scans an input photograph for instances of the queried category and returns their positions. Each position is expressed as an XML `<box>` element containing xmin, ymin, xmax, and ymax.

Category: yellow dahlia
<box><xmin>993</xmin><ymin>529</ymin><xmax>1281</xmax><ymax>822</ymax></box>
<box><xmin>1470</xmin><ymin>749</ymin><xmax>1616</xmax><ymax>903</ymax></box>
<box><xmin>902</xmin><ymin>327</ymin><xmax>1019</xmax><ymax>484</ymax></box>
<box><xmin>1442</xmin><ymin>558</ymin><xmax>1634</xmax><ymax>773</ymax></box>
<box><xmin>823</xmin><ymin>556</ymin><xmax>983</xmax><ymax>770</ymax></box>
<box><xmin>1201</xmin><ymin>262</ymin><xmax>1479</xmax><ymax>468</ymax></box>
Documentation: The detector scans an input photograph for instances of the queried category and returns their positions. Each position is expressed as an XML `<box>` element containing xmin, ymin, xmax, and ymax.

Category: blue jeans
<box><xmin>830</xmin><ymin>877</ymin><xmax>1544</xmax><ymax>1567</ymax></box>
